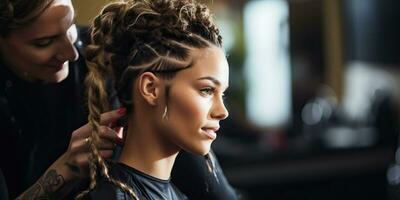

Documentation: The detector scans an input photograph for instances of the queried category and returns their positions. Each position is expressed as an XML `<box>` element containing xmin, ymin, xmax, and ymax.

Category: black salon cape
<box><xmin>89</xmin><ymin>162</ymin><xmax>188</xmax><ymax>200</ymax></box>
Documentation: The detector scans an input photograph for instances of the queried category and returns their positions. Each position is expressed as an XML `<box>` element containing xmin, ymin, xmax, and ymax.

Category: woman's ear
<box><xmin>137</xmin><ymin>72</ymin><xmax>161</xmax><ymax>106</ymax></box>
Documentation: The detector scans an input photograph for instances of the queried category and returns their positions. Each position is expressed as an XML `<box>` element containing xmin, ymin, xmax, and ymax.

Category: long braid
<box><xmin>76</xmin><ymin>2</ymin><xmax>140</xmax><ymax>199</ymax></box>
<box><xmin>80</xmin><ymin>0</ymin><xmax>223</xmax><ymax>198</ymax></box>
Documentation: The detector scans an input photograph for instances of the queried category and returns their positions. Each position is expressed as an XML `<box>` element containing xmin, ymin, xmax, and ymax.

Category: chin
<box><xmin>184</xmin><ymin>142</ymin><xmax>212</xmax><ymax>156</ymax></box>
<box><xmin>47</xmin><ymin>65</ymin><xmax>69</xmax><ymax>83</ymax></box>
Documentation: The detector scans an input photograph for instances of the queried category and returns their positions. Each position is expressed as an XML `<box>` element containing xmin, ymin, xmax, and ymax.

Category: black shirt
<box><xmin>0</xmin><ymin>55</ymin><xmax>88</xmax><ymax>198</ymax></box>
<box><xmin>90</xmin><ymin>162</ymin><xmax>188</xmax><ymax>200</ymax></box>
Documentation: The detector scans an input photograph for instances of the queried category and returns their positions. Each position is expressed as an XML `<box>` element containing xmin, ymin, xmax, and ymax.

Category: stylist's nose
<box><xmin>56</xmin><ymin>37</ymin><xmax>79</xmax><ymax>62</ymax></box>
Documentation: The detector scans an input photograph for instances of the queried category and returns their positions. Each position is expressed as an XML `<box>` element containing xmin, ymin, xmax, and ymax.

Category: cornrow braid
<box><xmin>81</xmin><ymin>0</ymin><xmax>223</xmax><ymax>198</ymax></box>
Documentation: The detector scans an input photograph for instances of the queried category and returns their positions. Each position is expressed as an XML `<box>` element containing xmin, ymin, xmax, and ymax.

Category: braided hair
<box><xmin>78</xmin><ymin>0</ymin><xmax>223</xmax><ymax>199</ymax></box>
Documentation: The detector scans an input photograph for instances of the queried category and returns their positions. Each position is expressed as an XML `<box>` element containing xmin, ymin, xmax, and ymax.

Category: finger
<box><xmin>96</xmin><ymin>139</ymin><xmax>116</xmax><ymax>150</ymax></box>
<box><xmin>72</xmin><ymin>130</ymin><xmax>119</xmax><ymax>154</ymax></box>
<box><xmin>98</xmin><ymin>126</ymin><xmax>120</xmax><ymax>141</ymax></box>
<box><xmin>70</xmin><ymin>135</ymin><xmax>114</xmax><ymax>155</ymax></box>
<box><xmin>69</xmin><ymin>139</ymin><xmax>114</xmax><ymax>164</ymax></box>
<box><xmin>99</xmin><ymin>150</ymin><xmax>114</xmax><ymax>159</ymax></box>
<box><xmin>100</xmin><ymin>108</ymin><xmax>126</xmax><ymax>125</ymax></box>
<box><xmin>81</xmin><ymin>135</ymin><xmax>116</xmax><ymax>151</ymax></box>
<box><xmin>71</xmin><ymin>124</ymin><xmax>91</xmax><ymax>140</ymax></box>
<box><xmin>98</xmin><ymin>126</ymin><xmax>124</xmax><ymax>145</ymax></box>
<box><xmin>69</xmin><ymin>137</ymin><xmax>90</xmax><ymax>154</ymax></box>
<box><xmin>114</xmin><ymin>127</ymin><xmax>124</xmax><ymax>140</ymax></box>
<box><xmin>71</xmin><ymin>108</ymin><xmax>126</xmax><ymax>140</ymax></box>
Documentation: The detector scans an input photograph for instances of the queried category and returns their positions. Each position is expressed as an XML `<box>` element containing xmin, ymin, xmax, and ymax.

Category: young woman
<box><xmin>0</xmin><ymin>0</ymin><xmax>237</xmax><ymax>199</ymax></box>
<box><xmin>79</xmin><ymin>0</ymin><xmax>233</xmax><ymax>199</ymax></box>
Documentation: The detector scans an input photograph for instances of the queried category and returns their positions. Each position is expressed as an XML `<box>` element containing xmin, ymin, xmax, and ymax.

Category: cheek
<box><xmin>9</xmin><ymin>43</ymin><xmax>54</xmax><ymax>66</ymax></box>
<box><xmin>171</xmin><ymin>91</ymin><xmax>207</xmax><ymax>128</ymax></box>
<box><xmin>167</xmin><ymin>91</ymin><xmax>214</xmax><ymax>155</ymax></box>
<box><xmin>20</xmin><ymin>48</ymin><xmax>54</xmax><ymax>65</ymax></box>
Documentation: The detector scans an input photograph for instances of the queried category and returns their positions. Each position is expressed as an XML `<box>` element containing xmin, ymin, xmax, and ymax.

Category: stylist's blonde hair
<box><xmin>0</xmin><ymin>0</ymin><xmax>54</xmax><ymax>36</ymax></box>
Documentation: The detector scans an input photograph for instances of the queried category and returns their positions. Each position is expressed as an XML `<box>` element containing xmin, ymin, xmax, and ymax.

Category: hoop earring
<box><xmin>162</xmin><ymin>106</ymin><xmax>168</xmax><ymax>120</ymax></box>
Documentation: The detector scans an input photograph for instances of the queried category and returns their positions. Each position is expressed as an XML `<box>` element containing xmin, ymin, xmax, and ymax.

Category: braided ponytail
<box><xmin>75</xmin><ymin>2</ymin><xmax>140</xmax><ymax>199</ymax></box>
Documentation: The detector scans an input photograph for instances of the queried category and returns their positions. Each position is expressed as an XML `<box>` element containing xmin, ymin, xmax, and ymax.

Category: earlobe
<box><xmin>138</xmin><ymin>72</ymin><xmax>160</xmax><ymax>106</ymax></box>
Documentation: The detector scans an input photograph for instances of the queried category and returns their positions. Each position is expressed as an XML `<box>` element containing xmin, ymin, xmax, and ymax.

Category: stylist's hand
<box><xmin>63</xmin><ymin>107</ymin><xmax>126</xmax><ymax>178</ymax></box>
<box><xmin>15</xmin><ymin>108</ymin><xmax>126</xmax><ymax>200</ymax></box>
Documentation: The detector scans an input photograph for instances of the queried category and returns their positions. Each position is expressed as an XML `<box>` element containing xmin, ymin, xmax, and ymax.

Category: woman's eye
<box><xmin>33</xmin><ymin>38</ymin><xmax>53</xmax><ymax>48</ymax></box>
<box><xmin>200</xmin><ymin>87</ymin><xmax>215</xmax><ymax>96</ymax></box>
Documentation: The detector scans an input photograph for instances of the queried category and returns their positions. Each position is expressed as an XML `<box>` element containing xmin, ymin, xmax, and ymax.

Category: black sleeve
<box><xmin>0</xmin><ymin>169</ymin><xmax>9</xmax><ymax>200</ymax></box>
<box><xmin>172</xmin><ymin>150</ymin><xmax>238</xmax><ymax>200</ymax></box>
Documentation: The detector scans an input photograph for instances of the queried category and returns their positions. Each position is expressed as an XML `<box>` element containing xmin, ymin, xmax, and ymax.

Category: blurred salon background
<box><xmin>74</xmin><ymin>0</ymin><xmax>400</xmax><ymax>199</ymax></box>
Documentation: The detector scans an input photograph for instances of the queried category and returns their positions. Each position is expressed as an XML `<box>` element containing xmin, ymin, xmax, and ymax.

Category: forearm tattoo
<box><xmin>16</xmin><ymin>170</ymin><xmax>65</xmax><ymax>200</ymax></box>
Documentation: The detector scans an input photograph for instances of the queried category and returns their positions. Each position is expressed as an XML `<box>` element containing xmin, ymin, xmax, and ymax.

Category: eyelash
<box><xmin>34</xmin><ymin>39</ymin><xmax>54</xmax><ymax>48</ymax></box>
<box><xmin>200</xmin><ymin>87</ymin><xmax>228</xmax><ymax>99</ymax></box>
<box><xmin>200</xmin><ymin>87</ymin><xmax>215</xmax><ymax>96</ymax></box>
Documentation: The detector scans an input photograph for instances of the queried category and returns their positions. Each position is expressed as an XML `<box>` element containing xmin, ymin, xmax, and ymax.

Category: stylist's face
<box><xmin>0</xmin><ymin>0</ymin><xmax>78</xmax><ymax>83</ymax></box>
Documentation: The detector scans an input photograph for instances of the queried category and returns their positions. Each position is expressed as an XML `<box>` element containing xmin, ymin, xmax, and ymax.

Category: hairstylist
<box><xmin>0</xmin><ymin>0</ymin><xmax>124</xmax><ymax>199</ymax></box>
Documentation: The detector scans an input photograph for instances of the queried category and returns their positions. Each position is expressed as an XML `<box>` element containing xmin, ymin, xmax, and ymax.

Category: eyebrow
<box><xmin>197</xmin><ymin>76</ymin><xmax>230</xmax><ymax>91</ymax></box>
<box><xmin>32</xmin><ymin>35</ymin><xmax>57</xmax><ymax>42</ymax></box>
<box><xmin>197</xmin><ymin>76</ymin><xmax>221</xmax><ymax>85</ymax></box>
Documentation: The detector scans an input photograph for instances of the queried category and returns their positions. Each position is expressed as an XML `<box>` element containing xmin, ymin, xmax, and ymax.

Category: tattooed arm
<box><xmin>15</xmin><ymin>154</ymin><xmax>83</xmax><ymax>200</ymax></box>
<box><xmin>15</xmin><ymin>109</ymin><xmax>125</xmax><ymax>200</ymax></box>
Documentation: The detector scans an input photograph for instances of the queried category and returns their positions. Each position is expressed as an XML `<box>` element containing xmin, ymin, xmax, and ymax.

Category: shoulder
<box><xmin>89</xmin><ymin>180</ymin><xmax>133</xmax><ymax>200</ymax></box>
<box><xmin>89</xmin><ymin>163</ymin><xmax>142</xmax><ymax>200</ymax></box>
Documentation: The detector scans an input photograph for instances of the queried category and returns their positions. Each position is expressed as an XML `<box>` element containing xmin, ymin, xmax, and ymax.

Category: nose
<box><xmin>56</xmin><ymin>36</ymin><xmax>79</xmax><ymax>62</ymax></box>
<box><xmin>211</xmin><ymin>97</ymin><xmax>229</xmax><ymax>120</ymax></box>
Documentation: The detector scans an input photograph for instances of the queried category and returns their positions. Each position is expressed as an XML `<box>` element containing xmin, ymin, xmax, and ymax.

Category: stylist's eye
<box><xmin>200</xmin><ymin>87</ymin><xmax>215</xmax><ymax>96</ymax></box>
<box><xmin>33</xmin><ymin>38</ymin><xmax>54</xmax><ymax>48</ymax></box>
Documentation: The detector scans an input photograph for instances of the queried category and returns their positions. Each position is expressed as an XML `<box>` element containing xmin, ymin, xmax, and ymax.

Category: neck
<box><xmin>118</xmin><ymin>113</ymin><xmax>180</xmax><ymax>180</ymax></box>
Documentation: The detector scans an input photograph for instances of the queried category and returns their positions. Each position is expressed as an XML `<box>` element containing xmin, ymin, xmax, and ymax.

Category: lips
<box><xmin>201</xmin><ymin>126</ymin><xmax>219</xmax><ymax>140</ymax></box>
<box><xmin>54</xmin><ymin>62</ymin><xmax>66</xmax><ymax>69</ymax></box>
<box><xmin>48</xmin><ymin>61</ymin><xmax>67</xmax><ymax>70</ymax></box>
